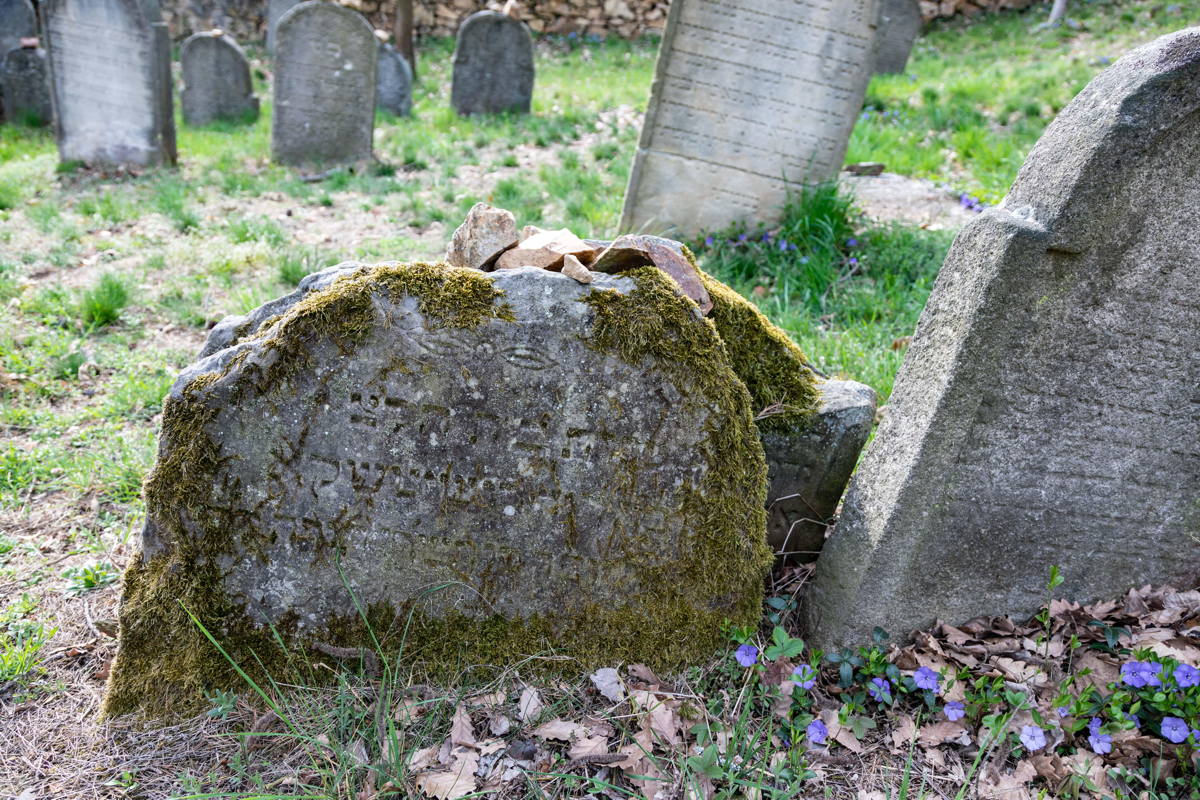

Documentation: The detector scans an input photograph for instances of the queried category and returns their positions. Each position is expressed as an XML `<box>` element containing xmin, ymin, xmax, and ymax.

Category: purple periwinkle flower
<box><xmin>846</xmin><ymin>238</ymin><xmax>858</xmax><ymax>248</ymax></box>
<box><xmin>943</xmin><ymin>701</ymin><xmax>965</xmax><ymax>721</ymax></box>
<box><xmin>704</xmin><ymin>235</ymin><xmax>714</xmax><ymax>247</ymax></box>
<box><xmin>1162</xmin><ymin>717</ymin><xmax>1190</xmax><ymax>744</ymax></box>
<box><xmin>793</xmin><ymin>664</ymin><xmax>817</xmax><ymax>690</ymax></box>
<box><xmin>1019</xmin><ymin>725</ymin><xmax>1047</xmax><ymax>751</ymax></box>
<box><xmin>806</xmin><ymin>718</ymin><xmax>828</xmax><ymax>745</ymax></box>
<box><xmin>1173</xmin><ymin>663</ymin><xmax>1199</xmax><ymax>688</ymax></box>
<box><xmin>737</xmin><ymin>233</ymin><xmax>748</xmax><ymax>243</ymax></box>
<box><xmin>761</xmin><ymin>232</ymin><xmax>772</xmax><ymax>242</ymax></box>
<box><xmin>847</xmin><ymin>257</ymin><xmax>858</xmax><ymax>266</ymax></box>
<box><xmin>912</xmin><ymin>667</ymin><xmax>939</xmax><ymax>693</ymax></box>
<box><xmin>734</xmin><ymin>644</ymin><xmax>758</xmax><ymax>668</ymax></box>
<box><xmin>1121</xmin><ymin>661</ymin><xmax>1163</xmax><ymax>688</ymax></box>
<box><xmin>1126</xmin><ymin>713</ymin><xmax>1141</xmax><ymax>729</ymax></box>
<box><xmin>1057</xmin><ymin>707</ymin><xmax>1070</xmax><ymax>718</ymax></box>
<box><xmin>867</xmin><ymin>677</ymin><xmax>893</xmax><ymax>704</ymax></box>
<box><xmin>778</xmin><ymin>239</ymin><xmax>789</xmax><ymax>252</ymax></box>
<box><xmin>1087</xmin><ymin>718</ymin><xmax>1112</xmax><ymax>754</ymax></box>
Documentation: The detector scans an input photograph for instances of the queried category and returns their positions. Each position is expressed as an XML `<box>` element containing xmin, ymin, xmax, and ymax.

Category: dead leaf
<box><xmin>414</xmin><ymin>747</ymin><xmax>479</xmax><ymax>800</ymax></box>
<box><xmin>819</xmin><ymin>709</ymin><xmax>862</xmax><ymax>754</ymax></box>
<box><xmin>918</xmin><ymin>721</ymin><xmax>970</xmax><ymax>747</ymax></box>
<box><xmin>517</xmin><ymin>687</ymin><xmax>543</xmax><ymax>722</ymax></box>
<box><xmin>451</xmin><ymin>704</ymin><xmax>476</xmax><ymax>748</ymax></box>
<box><xmin>468</xmin><ymin>691</ymin><xmax>506</xmax><ymax>707</ymax></box>
<box><xmin>590</xmin><ymin>667</ymin><xmax>626</xmax><ymax>703</ymax></box>
<box><xmin>488</xmin><ymin>711</ymin><xmax>512</xmax><ymax>736</ymax></box>
<box><xmin>627</xmin><ymin>663</ymin><xmax>663</xmax><ymax>687</ymax></box>
<box><xmin>532</xmin><ymin>719</ymin><xmax>591</xmax><ymax>742</ymax></box>
<box><xmin>890</xmin><ymin>714</ymin><xmax>917</xmax><ymax>751</ymax></box>
<box><xmin>408</xmin><ymin>745</ymin><xmax>440</xmax><ymax>771</ymax></box>
<box><xmin>567</xmin><ymin>735</ymin><xmax>610</xmax><ymax>760</ymax></box>
<box><xmin>630</xmin><ymin>689</ymin><xmax>682</xmax><ymax>747</ymax></box>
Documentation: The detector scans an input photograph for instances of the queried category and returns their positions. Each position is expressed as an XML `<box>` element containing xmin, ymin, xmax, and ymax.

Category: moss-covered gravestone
<box><xmin>104</xmin><ymin>263</ymin><xmax>777</xmax><ymax>717</ymax></box>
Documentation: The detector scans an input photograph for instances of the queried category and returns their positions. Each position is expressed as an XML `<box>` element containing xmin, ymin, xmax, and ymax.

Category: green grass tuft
<box><xmin>78</xmin><ymin>273</ymin><xmax>131</xmax><ymax>329</ymax></box>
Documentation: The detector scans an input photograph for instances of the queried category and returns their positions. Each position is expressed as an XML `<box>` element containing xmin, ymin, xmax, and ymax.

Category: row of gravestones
<box><xmin>92</xmin><ymin>6</ymin><xmax>1198</xmax><ymax>716</ymax></box>
<box><xmin>1</xmin><ymin>0</ymin><xmax>536</xmax><ymax>169</ymax></box>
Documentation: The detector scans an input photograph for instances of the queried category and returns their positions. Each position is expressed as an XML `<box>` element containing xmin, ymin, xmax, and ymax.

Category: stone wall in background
<box><xmin>157</xmin><ymin>0</ymin><xmax>1054</xmax><ymax>43</ymax></box>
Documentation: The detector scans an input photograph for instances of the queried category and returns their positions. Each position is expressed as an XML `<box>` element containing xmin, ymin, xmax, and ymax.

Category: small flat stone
<box><xmin>446</xmin><ymin>203</ymin><xmax>518</xmax><ymax>270</ymax></box>
<box><xmin>591</xmin><ymin>235</ymin><xmax>712</xmax><ymax>314</ymax></box>
<box><xmin>518</xmin><ymin>228</ymin><xmax>596</xmax><ymax>264</ymax></box>
<box><xmin>494</xmin><ymin>246</ymin><xmax>561</xmax><ymax>271</ymax></box>
<box><xmin>560</xmin><ymin>254</ymin><xmax>592</xmax><ymax>283</ymax></box>
<box><xmin>844</xmin><ymin>162</ymin><xmax>886</xmax><ymax>176</ymax></box>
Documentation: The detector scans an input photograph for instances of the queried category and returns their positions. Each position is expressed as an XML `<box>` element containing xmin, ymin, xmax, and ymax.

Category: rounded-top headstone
<box><xmin>2</xmin><ymin>43</ymin><xmax>51</xmax><ymax>126</ymax></box>
<box><xmin>806</xmin><ymin>28</ymin><xmax>1200</xmax><ymax>649</ymax></box>
<box><xmin>376</xmin><ymin>41</ymin><xmax>413</xmax><ymax>116</ymax></box>
<box><xmin>101</xmin><ymin>262</ymin><xmax>772</xmax><ymax>718</ymax></box>
<box><xmin>874</xmin><ymin>0</ymin><xmax>922</xmax><ymax>74</ymax></box>
<box><xmin>265</xmin><ymin>0</ymin><xmax>302</xmax><ymax>52</ymax></box>
<box><xmin>271</xmin><ymin>1</ymin><xmax>376</xmax><ymax>167</ymax></box>
<box><xmin>181</xmin><ymin>31</ymin><xmax>259</xmax><ymax>126</ymax></box>
<box><xmin>0</xmin><ymin>0</ymin><xmax>36</xmax><ymax>56</ymax></box>
<box><xmin>451</xmin><ymin>10</ymin><xmax>534</xmax><ymax>115</ymax></box>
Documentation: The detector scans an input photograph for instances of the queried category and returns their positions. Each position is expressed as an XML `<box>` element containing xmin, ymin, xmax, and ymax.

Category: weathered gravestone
<box><xmin>451</xmin><ymin>10</ymin><xmax>534</xmax><ymax>116</ymax></box>
<box><xmin>181</xmin><ymin>30</ymin><xmax>258</xmax><ymax>126</ymax></box>
<box><xmin>265</xmin><ymin>0</ymin><xmax>302</xmax><ymax>52</ymax></box>
<box><xmin>377</xmin><ymin>41</ymin><xmax>412</xmax><ymax>116</ymax></box>
<box><xmin>42</xmin><ymin>0</ymin><xmax>176</xmax><ymax>167</ymax></box>
<box><xmin>805</xmin><ymin>28</ymin><xmax>1200</xmax><ymax>648</ymax></box>
<box><xmin>621</xmin><ymin>0</ymin><xmax>879</xmax><ymax>237</ymax></box>
<box><xmin>874</xmin><ymin>0</ymin><xmax>922</xmax><ymax>74</ymax></box>
<box><xmin>271</xmin><ymin>1</ymin><xmax>375</xmax><ymax>167</ymax></box>
<box><xmin>0</xmin><ymin>0</ymin><xmax>37</xmax><ymax>123</ymax></box>
<box><xmin>102</xmin><ymin>262</ymin><xmax>775</xmax><ymax>717</ymax></box>
<box><xmin>2</xmin><ymin>42</ymin><xmax>51</xmax><ymax>125</ymax></box>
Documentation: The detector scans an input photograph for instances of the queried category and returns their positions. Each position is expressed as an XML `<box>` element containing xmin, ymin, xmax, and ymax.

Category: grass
<box><xmin>0</xmin><ymin>3</ymin><xmax>1196</xmax><ymax>795</ymax></box>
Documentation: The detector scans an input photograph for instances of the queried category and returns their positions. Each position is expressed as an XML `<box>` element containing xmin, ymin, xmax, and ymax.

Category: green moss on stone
<box><xmin>103</xmin><ymin>263</ymin><xmax>772</xmax><ymax>719</ymax></box>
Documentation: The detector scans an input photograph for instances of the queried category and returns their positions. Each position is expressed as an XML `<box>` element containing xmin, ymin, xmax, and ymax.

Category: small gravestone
<box><xmin>376</xmin><ymin>41</ymin><xmax>412</xmax><ymax>116</ymax></box>
<box><xmin>271</xmin><ymin>1</ymin><xmax>375</xmax><ymax>167</ymax></box>
<box><xmin>0</xmin><ymin>0</ymin><xmax>37</xmax><ymax>123</ymax></box>
<box><xmin>805</xmin><ymin>29</ymin><xmax>1200</xmax><ymax>648</ymax></box>
<box><xmin>2</xmin><ymin>42</ymin><xmax>51</xmax><ymax>125</ymax></box>
<box><xmin>102</xmin><ymin>261</ymin><xmax>774</xmax><ymax>717</ymax></box>
<box><xmin>874</xmin><ymin>0</ymin><xmax>922</xmax><ymax>74</ymax></box>
<box><xmin>43</xmin><ymin>0</ymin><xmax>176</xmax><ymax>167</ymax></box>
<box><xmin>451</xmin><ymin>10</ymin><xmax>534</xmax><ymax>115</ymax></box>
<box><xmin>265</xmin><ymin>0</ymin><xmax>302</xmax><ymax>52</ymax></box>
<box><xmin>181</xmin><ymin>31</ymin><xmax>259</xmax><ymax>126</ymax></box>
<box><xmin>621</xmin><ymin>0</ymin><xmax>879</xmax><ymax>237</ymax></box>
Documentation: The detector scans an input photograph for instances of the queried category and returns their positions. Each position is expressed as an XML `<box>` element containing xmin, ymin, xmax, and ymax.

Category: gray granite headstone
<box><xmin>874</xmin><ymin>0</ymin><xmax>922</xmax><ymax>74</ymax></box>
<box><xmin>102</xmin><ymin>262</ymin><xmax>772</xmax><ymax>717</ymax></box>
<box><xmin>181</xmin><ymin>31</ymin><xmax>259</xmax><ymax>126</ymax></box>
<box><xmin>2</xmin><ymin>43</ymin><xmax>51</xmax><ymax>125</ymax></box>
<box><xmin>806</xmin><ymin>28</ymin><xmax>1200</xmax><ymax>648</ymax></box>
<box><xmin>0</xmin><ymin>0</ymin><xmax>37</xmax><ymax>123</ymax></box>
<box><xmin>622</xmin><ymin>0</ymin><xmax>880</xmax><ymax>237</ymax></box>
<box><xmin>271</xmin><ymin>1</ymin><xmax>375</xmax><ymax>167</ymax></box>
<box><xmin>265</xmin><ymin>0</ymin><xmax>301</xmax><ymax>52</ymax></box>
<box><xmin>451</xmin><ymin>10</ymin><xmax>534</xmax><ymax>116</ymax></box>
<box><xmin>376</xmin><ymin>41</ymin><xmax>412</xmax><ymax>116</ymax></box>
<box><xmin>42</xmin><ymin>0</ymin><xmax>176</xmax><ymax>167</ymax></box>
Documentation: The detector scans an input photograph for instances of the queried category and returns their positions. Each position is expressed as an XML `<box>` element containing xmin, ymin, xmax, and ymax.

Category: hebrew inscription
<box><xmin>622</xmin><ymin>0</ymin><xmax>879</xmax><ymax>236</ymax></box>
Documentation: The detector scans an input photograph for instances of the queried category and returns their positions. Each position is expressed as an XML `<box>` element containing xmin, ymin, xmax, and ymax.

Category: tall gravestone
<box><xmin>805</xmin><ymin>29</ymin><xmax>1200</xmax><ymax>648</ymax></box>
<box><xmin>181</xmin><ymin>31</ymin><xmax>258</xmax><ymax>126</ymax></box>
<box><xmin>451</xmin><ymin>10</ymin><xmax>534</xmax><ymax>116</ymax></box>
<box><xmin>377</xmin><ymin>41</ymin><xmax>412</xmax><ymax>116</ymax></box>
<box><xmin>42</xmin><ymin>0</ymin><xmax>176</xmax><ymax>167</ymax></box>
<box><xmin>2</xmin><ymin>42</ymin><xmax>51</xmax><ymax>125</ymax></box>
<box><xmin>874</xmin><ymin>0</ymin><xmax>922</xmax><ymax>74</ymax></box>
<box><xmin>101</xmin><ymin>262</ymin><xmax>773</xmax><ymax>717</ymax></box>
<box><xmin>621</xmin><ymin>0</ymin><xmax>879</xmax><ymax>237</ymax></box>
<box><xmin>271</xmin><ymin>1</ymin><xmax>375</xmax><ymax>167</ymax></box>
<box><xmin>265</xmin><ymin>0</ymin><xmax>301</xmax><ymax>52</ymax></box>
<box><xmin>0</xmin><ymin>0</ymin><xmax>37</xmax><ymax>123</ymax></box>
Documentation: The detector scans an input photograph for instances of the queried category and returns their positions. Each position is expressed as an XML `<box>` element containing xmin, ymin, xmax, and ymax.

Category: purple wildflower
<box><xmin>1126</xmin><ymin>713</ymin><xmax>1141</xmax><ymax>729</ymax></box>
<box><xmin>1057</xmin><ymin>707</ymin><xmax>1070</xmax><ymax>718</ymax></box>
<box><xmin>846</xmin><ymin>238</ymin><xmax>859</xmax><ymax>248</ymax></box>
<box><xmin>737</xmin><ymin>233</ymin><xmax>748</xmax><ymax>243</ymax></box>
<box><xmin>943</xmin><ymin>701</ymin><xmax>965</xmax><ymax>721</ymax></box>
<box><xmin>1089</xmin><ymin>729</ymin><xmax>1112</xmax><ymax>754</ymax></box>
<box><xmin>778</xmin><ymin>239</ymin><xmax>789</xmax><ymax>252</ymax></box>
<box><xmin>792</xmin><ymin>664</ymin><xmax>817</xmax><ymax>690</ymax></box>
<box><xmin>761</xmin><ymin>231</ymin><xmax>771</xmax><ymax>242</ymax></box>
<box><xmin>734</xmin><ymin>644</ymin><xmax>758</xmax><ymax>668</ymax></box>
<box><xmin>912</xmin><ymin>667</ymin><xmax>939</xmax><ymax>693</ymax></box>
<box><xmin>848</xmin><ymin>257</ymin><xmax>858</xmax><ymax>266</ymax></box>
<box><xmin>806</xmin><ymin>718</ymin><xmax>828</xmax><ymax>745</ymax></box>
<box><xmin>867</xmin><ymin>678</ymin><xmax>893</xmax><ymax>704</ymax></box>
<box><xmin>1019</xmin><ymin>725</ymin><xmax>1047</xmax><ymax>752</ymax></box>
<box><xmin>1162</xmin><ymin>717</ymin><xmax>1190</xmax><ymax>744</ymax></box>
<box><xmin>704</xmin><ymin>235</ymin><xmax>714</xmax><ymax>247</ymax></box>
<box><xmin>798</xmin><ymin>255</ymin><xmax>809</xmax><ymax>264</ymax></box>
<box><xmin>1172</xmin><ymin>663</ymin><xmax>1199</xmax><ymax>688</ymax></box>
<box><xmin>1121</xmin><ymin>661</ymin><xmax>1163</xmax><ymax>688</ymax></box>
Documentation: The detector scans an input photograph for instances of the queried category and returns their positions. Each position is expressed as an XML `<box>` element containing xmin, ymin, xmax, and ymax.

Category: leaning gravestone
<box><xmin>102</xmin><ymin>262</ymin><xmax>775</xmax><ymax>717</ymax></box>
<box><xmin>271</xmin><ymin>1</ymin><xmax>375</xmax><ymax>167</ymax></box>
<box><xmin>451</xmin><ymin>10</ymin><xmax>534</xmax><ymax>115</ymax></box>
<box><xmin>377</xmin><ymin>41</ymin><xmax>412</xmax><ymax>116</ymax></box>
<box><xmin>0</xmin><ymin>0</ymin><xmax>37</xmax><ymax>123</ymax></box>
<box><xmin>2</xmin><ymin>42</ymin><xmax>51</xmax><ymax>125</ymax></box>
<box><xmin>181</xmin><ymin>31</ymin><xmax>259</xmax><ymax>126</ymax></box>
<box><xmin>265</xmin><ymin>0</ymin><xmax>301</xmax><ymax>52</ymax></box>
<box><xmin>42</xmin><ymin>0</ymin><xmax>176</xmax><ymax>167</ymax></box>
<box><xmin>805</xmin><ymin>28</ymin><xmax>1200</xmax><ymax>648</ymax></box>
<box><xmin>622</xmin><ymin>0</ymin><xmax>879</xmax><ymax>237</ymax></box>
<box><xmin>874</xmin><ymin>0</ymin><xmax>922</xmax><ymax>74</ymax></box>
